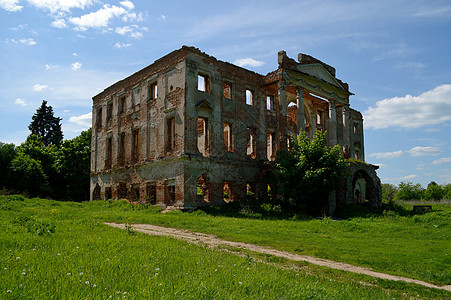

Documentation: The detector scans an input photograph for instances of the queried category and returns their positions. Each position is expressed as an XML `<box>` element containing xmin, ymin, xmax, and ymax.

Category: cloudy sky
<box><xmin>1</xmin><ymin>0</ymin><xmax>451</xmax><ymax>187</ymax></box>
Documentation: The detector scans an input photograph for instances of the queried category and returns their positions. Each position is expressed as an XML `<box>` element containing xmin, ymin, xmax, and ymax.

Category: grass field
<box><xmin>1</xmin><ymin>195</ymin><xmax>450</xmax><ymax>299</ymax></box>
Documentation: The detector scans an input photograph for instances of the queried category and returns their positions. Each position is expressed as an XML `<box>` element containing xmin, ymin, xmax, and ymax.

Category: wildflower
<box><xmin>155</xmin><ymin>268</ymin><xmax>160</xmax><ymax>271</ymax></box>
<box><xmin>16</xmin><ymin>257</ymin><xmax>20</xmax><ymax>260</ymax></box>
<box><xmin>123</xmin><ymin>292</ymin><xmax>127</xmax><ymax>295</ymax></box>
<box><xmin>238</xmin><ymin>282</ymin><xmax>242</xmax><ymax>285</ymax></box>
<box><xmin>57</xmin><ymin>253</ymin><xmax>61</xmax><ymax>256</ymax></box>
<box><xmin>4</xmin><ymin>268</ymin><xmax>7</xmax><ymax>270</ymax></box>
<box><xmin>67</xmin><ymin>273</ymin><xmax>71</xmax><ymax>276</ymax></box>
<box><xmin>85</xmin><ymin>281</ymin><xmax>89</xmax><ymax>285</ymax></box>
<box><xmin>79</xmin><ymin>272</ymin><xmax>83</xmax><ymax>275</ymax></box>
<box><xmin>93</xmin><ymin>284</ymin><xmax>97</xmax><ymax>287</ymax></box>
<box><xmin>214</xmin><ymin>269</ymin><xmax>217</xmax><ymax>272</ymax></box>
<box><xmin>7</xmin><ymin>290</ymin><xmax>12</xmax><ymax>293</ymax></box>
<box><xmin>22</xmin><ymin>272</ymin><xmax>26</xmax><ymax>275</ymax></box>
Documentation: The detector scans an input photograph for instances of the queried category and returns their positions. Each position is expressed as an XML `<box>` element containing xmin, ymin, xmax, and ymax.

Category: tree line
<box><xmin>382</xmin><ymin>181</ymin><xmax>451</xmax><ymax>202</ymax></box>
<box><xmin>0</xmin><ymin>101</ymin><xmax>91</xmax><ymax>201</ymax></box>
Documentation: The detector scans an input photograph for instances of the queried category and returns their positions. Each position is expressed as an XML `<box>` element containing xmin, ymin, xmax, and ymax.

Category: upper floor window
<box><xmin>107</xmin><ymin>102</ymin><xmax>113</xmax><ymax>121</ymax></box>
<box><xmin>224</xmin><ymin>123</ymin><xmax>234</xmax><ymax>152</ymax></box>
<box><xmin>223</xmin><ymin>82</ymin><xmax>232</xmax><ymax>99</ymax></box>
<box><xmin>149</xmin><ymin>82</ymin><xmax>157</xmax><ymax>100</ymax></box>
<box><xmin>246</xmin><ymin>89</ymin><xmax>254</xmax><ymax>105</ymax></box>
<box><xmin>96</xmin><ymin>107</ymin><xmax>102</xmax><ymax>130</ymax></box>
<box><xmin>198</xmin><ymin>74</ymin><xmax>209</xmax><ymax>92</ymax></box>
<box><xmin>132</xmin><ymin>87</ymin><xmax>139</xmax><ymax>106</ymax></box>
<box><xmin>132</xmin><ymin>129</ymin><xmax>139</xmax><ymax>162</ymax></box>
<box><xmin>266</xmin><ymin>95</ymin><xmax>274</xmax><ymax>111</ymax></box>
<box><xmin>166</xmin><ymin>117</ymin><xmax>176</xmax><ymax>152</ymax></box>
<box><xmin>119</xmin><ymin>96</ymin><xmax>126</xmax><ymax>114</ymax></box>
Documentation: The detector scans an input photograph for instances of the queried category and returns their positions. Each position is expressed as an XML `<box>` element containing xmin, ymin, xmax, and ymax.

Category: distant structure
<box><xmin>90</xmin><ymin>46</ymin><xmax>381</xmax><ymax>209</ymax></box>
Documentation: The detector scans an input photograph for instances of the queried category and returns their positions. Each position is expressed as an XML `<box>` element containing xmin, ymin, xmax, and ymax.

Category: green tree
<box><xmin>394</xmin><ymin>181</ymin><xmax>424</xmax><ymax>201</ymax></box>
<box><xmin>29</xmin><ymin>100</ymin><xmax>63</xmax><ymax>146</ymax></box>
<box><xmin>381</xmin><ymin>183</ymin><xmax>398</xmax><ymax>202</ymax></box>
<box><xmin>10</xmin><ymin>152</ymin><xmax>47</xmax><ymax>196</ymax></box>
<box><xmin>0</xmin><ymin>142</ymin><xmax>16</xmax><ymax>190</ymax></box>
<box><xmin>54</xmin><ymin>128</ymin><xmax>91</xmax><ymax>201</ymax></box>
<box><xmin>274</xmin><ymin>130</ymin><xmax>348</xmax><ymax>215</ymax></box>
<box><xmin>423</xmin><ymin>181</ymin><xmax>444</xmax><ymax>201</ymax></box>
<box><xmin>443</xmin><ymin>184</ymin><xmax>451</xmax><ymax>200</ymax></box>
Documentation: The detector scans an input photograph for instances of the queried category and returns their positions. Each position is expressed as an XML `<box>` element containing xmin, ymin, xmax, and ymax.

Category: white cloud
<box><xmin>407</xmin><ymin>146</ymin><xmax>441</xmax><ymax>157</ymax></box>
<box><xmin>119</xmin><ymin>0</ymin><xmax>134</xmax><ymax>10</ymax></box>
<box><xmin>364</xmin><ymin>84</ymin><xmax>451</xmax><ymax>129</ymax></box>
<box><xmin>69</xmin><ymin>112</ymin><xmax>92</xmax><ymax>128</ymax></box>
<box><xmin>416</xmin><ymin>164</ymin><xmax>425</xmax><ymax>170</ymax></box>
<box><xmin>433</xmin><ymin>157</ymin><xmax>451</xmax><ymax>165</ymax></box>
<box><xmin>160</xmin><ymin>14</ymin><xmax>166</xmax><ymax>20</ymax></box>
<box><xmin>52</xmin><ymin>18</ymin><xmax>67</xmax><ymax>28</ymax></box>
<box><xmin>71</xmin><ymin>62</ymin><xmax>82</xmax><ymax>71</ymax></box>
<box><xmin>72</xmin><ymin>52</ymin><xmax>78</xmax><ymax>56</ymax></box>
<box><xmin>0</xmin><ymin>0</ymin><xmax>23</xmax><ymax>12</ymax></box>
<box><xmin>8</xmin><ymin>38</ymin><xmax>37</xmax><ymax>46</ymax></box>
<box><xmin>14</xmin><ymin>98</ymin><xmax>27</xmax><ymax>106</ymax></box>
<box><xmin>401</xmin><ymin>175</ymin><xmax>417</xmax><ymax>180</ymax></box>
<box><xmin>45</xmin><ymin>64</ymin><xmax>58</xmax><ymax>70</ymax></box>
<box><xmin>33</xmin><ymin>84</ymin><xmax>48</xmax><ymax>91</ymax></box>
<box><xmin>114</xmin><ymin>42</ymin><xmax>131</xmax><ymax>49</ymax></box>
<box><xmin>26</xmin><ymin>0</ymin><xmax>94</xmax><ymax>13</ymax></box>
<box><xmin>69</xmin><ymin>4</ymin><xmax>126</xmax><ymax>31</ymax></box>
<box><xmin>368</xmin><ymin>150</ymin><xmax>404</xmax><ymax>159</ymax></box>
<box><xmin>20</xmin><ymin>38</ymin><xmax>36</xmax><ymax>45</ymax></box>
<box><xmin>11</xmin><ymin>24</ymin><xmax>27</xmax><ymax>30</ymax></box>
<box><xmin>122</xmin><ymin>12</ymin><xmax>143</xmax><ymax>22</ymax></box>
<box><xmin>115</xmin><ymin>25</ymin><xmax>133</xmax><ymax>35</ymax></box>
<box><xmin>233</xmin><ymin>58</ymin><xmax>264</xmax><ymax>68</ymax></box>
<box><xmin>115</xmin><ymin>25</ymin><xmax>144</xmax><ymax>38</ymax></box>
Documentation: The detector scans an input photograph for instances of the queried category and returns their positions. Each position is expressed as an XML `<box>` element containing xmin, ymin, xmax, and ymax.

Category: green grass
<box><xmin>0</xmin><ymin>195</ymin><xmax>450</xmax><ymax>299</ymax></box>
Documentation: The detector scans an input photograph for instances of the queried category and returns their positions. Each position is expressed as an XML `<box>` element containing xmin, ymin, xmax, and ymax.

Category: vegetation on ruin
<box><xmin>1</xmin><ymin>195</ymin><xmax>449</xmax><ymax>299</ymax></box>
<box><xmin>274</xmin><ymin>130</ymin><xmax>349</xmax><ymax>215</ymax></box>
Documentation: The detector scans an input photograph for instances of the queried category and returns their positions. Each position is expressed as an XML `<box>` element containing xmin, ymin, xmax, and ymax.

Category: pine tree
<box><xmin>29</xmin><ymin>100</ymin><xmax>63</xmax><ymax>146</ymax></box>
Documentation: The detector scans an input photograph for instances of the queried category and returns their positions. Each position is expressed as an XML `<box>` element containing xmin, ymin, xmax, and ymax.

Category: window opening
<box><xmin>224</xmin><ymin>123</ymin><xmax>233</xmax><ymax>152</ymax></box>
<box><xmin>197</xmin><ymin>117</ymin><xmax>209</xmax><ymax>156</ymax></box>
<box><xmin>132</xmin><ymin>87</ymin><xmax>139</xmax><ymax>106</ymax></box>
<box><xmin>105</xmin><ymin>136</ymin><xmax>112</xmax><ymax>170</ymax></box>
<box><xmin>130</xmin><ymin>184</ymin><xmax>140</xmax><ymax>202</ymax></box>
<box><xmin>198</xmin><ymin>74</ymin><xmax>209</xmax><ymax>92</ymax></box>
<box><xmin>107</xmin><ymin>102</ymin><xmax>113</xmax><ymax>121</ymax></box>
<box><xmin>246</xmin><ymin>89</ymin><xmax>254</xmax><ymax>105</ymax></box>
<box><xmin>120</xmin><ymin>96</ymin><xmax>126</xmax><ymax>114</ymax></box>
<box><xmin>246</xmin><ymin>127</ymin><xmax>256</xmax><ymax>158</ymax></box>
<box><xmin>166</xmin><ymin>181</ymin><xmax>176</xmax><ymax>205</ymax></box>
<box><xmin>119</xmin><ymin>132</ymin><xmax>125</xmax><ymax>166</ymax></box>
<box><xmin>223</xmin><ymin>181</ymin><xmax>234</xmax><ymax>203</ymax></box>
<box><xmin>132</xmin><ymin>129</ymin><xmax>139</xmax><ymax>163</ymax></box>
<box><xmin>267</xmin><ymin>132</ymin><xmax>276</xmax><ymax>161</ymax></box>
<box><xmin>149</xmin><ymin>82</ymin><xmax>157</xmax><ymax>100</ymax></box>
<box><xmin>96</xmin><ymin>107</ymin><xmax>102</xmax><ymax>130</ymax></box>
<box><xmin>223</xmin><ymin>82</ymin><xmax>232</xmax><ymax>99</ymax></box>
<box><xmin>196</xmin><ymin>175</ymin><xmax>209</xmax><ymax>203</ymax></box>
<box><xmin>166</xmin><ymin>117</ymin><xmax>175</xmax><ymax>152</ymax></box>
<box><xmin>146</xmin><ymin>183</ymin><xmax>156</xmax><ymax>204</ymax></box>
<box><xmin>266</xmin><ymin>95</ymin><xmax>274</xmax><ymax>111</ymax></box>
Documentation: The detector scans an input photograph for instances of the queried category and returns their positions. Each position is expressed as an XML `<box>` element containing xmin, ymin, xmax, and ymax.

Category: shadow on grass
<box><xmin>197</xmin><ymin>196</ymin><xmax>414</xmax><ymax>221</ymax></box>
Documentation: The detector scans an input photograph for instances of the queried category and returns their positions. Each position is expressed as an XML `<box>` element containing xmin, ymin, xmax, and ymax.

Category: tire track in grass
<box><xmin>104</xmin><ymin>222</ymin><xmax>451</xmax><ymax>292</ymax></box>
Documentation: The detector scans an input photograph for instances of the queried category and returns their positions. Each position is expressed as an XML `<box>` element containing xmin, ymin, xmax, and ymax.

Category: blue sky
<box><xmin>1</xmin><ymin>0</ymin><xmax>451</xmax><ymax>187</ymax></box>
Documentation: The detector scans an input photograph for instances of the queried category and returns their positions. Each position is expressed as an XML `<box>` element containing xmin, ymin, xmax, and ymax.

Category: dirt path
<box><xmin>105</xmin><ymin>222</ymin><xmax>451</xmax><ymax>292</ymax></box>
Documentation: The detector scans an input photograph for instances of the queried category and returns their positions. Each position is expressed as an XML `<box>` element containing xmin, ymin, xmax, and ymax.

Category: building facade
<box><xmin>90</xmin><ymin>46</ymin><xmax>381</xmax><ymax>209</ymax></box>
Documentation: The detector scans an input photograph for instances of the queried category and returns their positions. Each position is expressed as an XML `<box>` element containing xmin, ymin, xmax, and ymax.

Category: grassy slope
<box><xmin>92</xmin><ymin>201</ymin><xmax>451</xmax><ymax>286</ymax></box>
<box><xmin>0</xmin><ymin>196</ymin><xmax>449</xmax><ymax>299</ymax></box>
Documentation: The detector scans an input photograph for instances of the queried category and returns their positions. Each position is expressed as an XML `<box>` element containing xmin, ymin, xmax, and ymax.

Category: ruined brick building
<box><xmin>90</xmin><ymin>46</ymin><xmax>381</xmax><ymax>209</ymax></box>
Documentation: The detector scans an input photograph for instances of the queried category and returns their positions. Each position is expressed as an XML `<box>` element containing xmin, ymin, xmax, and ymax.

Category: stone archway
<box><xmin>340</xmin><ymin>161</ymin><xmax>382</xmax><ymax>207</ymax></box>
